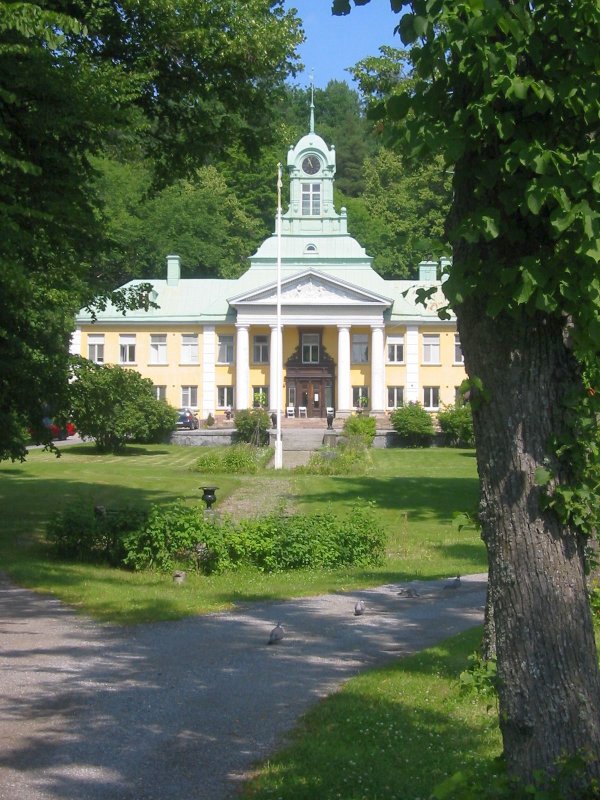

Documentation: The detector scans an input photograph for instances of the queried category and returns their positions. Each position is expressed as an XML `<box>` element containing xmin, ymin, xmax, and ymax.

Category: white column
<box><xmin>202</xmin><ymin>326</ymin><xmax>216</xmax><ymax>416</ymax></box>
<box><xmin>370</xmin><ymin>324</ymin><xmax>386</xmax><ymax>414</ymax></box>
<box><xmin>235</xmin><ymin>324</ymin><xmax>250</xmax><ymax>410</ymax></box>
<box><xmin>337</xmin><ymin>324</ymin><xmax>352</xmax><ymax>414</ymax></box>
<box><xmin>405</xmin><ymin>325</ymin><xmax>420</xmax><ymax>404</ymax></box>
<box><xmin>269</xmin><ymin>324</ymin><xmax>282</xmax><ymax>413</ymax></box>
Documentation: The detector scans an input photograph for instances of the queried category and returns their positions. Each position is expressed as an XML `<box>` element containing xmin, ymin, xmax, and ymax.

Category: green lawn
<box><xmin>0</xmin><ymin>443</ymin><xmax>485</xmax><ymax>623</ymax></box>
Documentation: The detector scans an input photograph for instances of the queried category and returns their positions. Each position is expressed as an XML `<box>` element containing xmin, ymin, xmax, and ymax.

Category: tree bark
<box><xmin>457</xmin><ymin>300</ymin><xmax>600</xmax><ymax>789</ymax></box>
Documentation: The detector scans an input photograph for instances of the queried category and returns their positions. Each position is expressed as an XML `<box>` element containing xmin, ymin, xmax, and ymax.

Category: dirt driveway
<box><xmin>0</xmin><ymin>572</ymin><xmax>487</xmax><ymax>800</ymax></box>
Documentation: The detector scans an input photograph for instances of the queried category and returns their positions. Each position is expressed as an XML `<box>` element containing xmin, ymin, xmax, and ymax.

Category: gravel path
<box><xmin>0</xmin><ymin>572</ymin><xmax>487</xmax><ymax>800</ymax></box>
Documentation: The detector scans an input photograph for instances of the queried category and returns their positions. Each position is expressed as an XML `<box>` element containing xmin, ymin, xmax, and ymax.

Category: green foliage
<box><xmin>390</xmin><ymin>402</ymin><xmax>434</xmax><ymax>446</ymax></box>
<box><xmin>122</xmin><ymin>499</ymin><xmax>385</xmax><ymax>574</ymax></box>
<box><xmin>432</xmin><ymin>754</ymin><xmax>600</xmax><ymax>800</ymax></box>
<box><xmin>68</xmin><ymin>357</ymin><xmax>178</xmax><ymax>453</ymax></box>
<box><xmin>342</xmin><ymin>414</ymin><xmax>377</xmax><ymax>445</ymax></box>
<box><xmin>204</xmin><ymin>413</ymin><xmax>215</xmax><ymax>428</ymax></box>
<box><xmin>233</xmin><ymin>408</ymin><xmax>271</xmax><ymax>445</ymax></box>
<box><xmin>438</xmin><ymin>405</ymin><xmax>475</xmax><ymax>448</ymax></box>
<box><xmin>47</xmin><ymin>504</ymin><xmax>147</xmax><ymax>566</ymax></box>
<box><xmin>194</xmin><ymin>444</ymin><xmax>272</xmax><ymax>475</ymax></box>
<box><xmin>296</xmin><ymin>436</ymin><xmax>373</xmax><ymax>476</ymax></box>
<box><xmin>123</xmin><ymin>501</ymin><xmax>231</xmax><ymax>573</ymax></box>
<box><xmin>0</xmin><ymin>0</ymin><xmax>302</xmax><ymax>461</ymax></box>
<box><xmin>459</xmin><ymin>652</ymin><xmax>498</xmax><ymax>700</ymax></box>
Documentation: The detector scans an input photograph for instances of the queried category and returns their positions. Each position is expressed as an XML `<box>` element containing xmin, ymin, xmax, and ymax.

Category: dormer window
<box><xmin>301</xmin><ymin>183</ymin><xmax>321</xmax><ymax>216</ymax></box>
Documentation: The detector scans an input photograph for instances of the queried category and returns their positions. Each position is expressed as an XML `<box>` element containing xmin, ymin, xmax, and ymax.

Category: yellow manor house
<box><xmin>73</xmin><ymin>115</ymin><xmax>466</xmax><ymax>421</ymax></box>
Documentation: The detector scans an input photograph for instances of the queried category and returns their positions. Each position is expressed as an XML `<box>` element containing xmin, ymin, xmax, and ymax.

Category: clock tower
<box><xmin>283</xmin><ymin>85</ymin><xmax>339</xmax><ymax>236</ymax></box>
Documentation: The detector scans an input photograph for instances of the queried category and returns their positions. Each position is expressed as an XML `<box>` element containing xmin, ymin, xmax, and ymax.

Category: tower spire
<box><xmin>309</xmin><ymin>70</ymin><xmax>315</xmax><ymax>134</ymax></box>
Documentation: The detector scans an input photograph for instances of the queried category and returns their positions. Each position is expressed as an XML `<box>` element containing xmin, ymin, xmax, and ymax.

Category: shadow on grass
<box><xmin>242</xmin><ymin>626</ymin><xmax>499</xmax><ymax>800</ymax></box>
<box><xmin>60</xmin><ymin>445</ymin><xmax>173</xmax><ymax>457</ymax></box>
<box><xmin>294</xmin><ymin>474</ymin><xmax>479</xmax><ymax>521</ymax></box>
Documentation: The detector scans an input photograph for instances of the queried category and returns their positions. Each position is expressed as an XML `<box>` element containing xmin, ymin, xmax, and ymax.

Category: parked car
<box><xmin>43</xmin><ymin>418</ymin><xmax>77</xmax><ymax>440</ymax></box>
<box><xmin>176</xmin><ymin>409</ymin><xmax>199</xmax><ymax>430</ymax></box>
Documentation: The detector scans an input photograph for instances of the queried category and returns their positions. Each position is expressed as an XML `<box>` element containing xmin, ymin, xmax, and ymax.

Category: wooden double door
<box><xmin>287</xmin><ymin>376</ymin><xmax>334</xmax><ymax>418</ymax></box>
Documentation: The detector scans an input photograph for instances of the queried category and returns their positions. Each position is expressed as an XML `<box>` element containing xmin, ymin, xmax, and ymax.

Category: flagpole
<box><xmin>274</xmin><ymin>162</ymin><xmax>283</xmax><ymax>470</ymax></box>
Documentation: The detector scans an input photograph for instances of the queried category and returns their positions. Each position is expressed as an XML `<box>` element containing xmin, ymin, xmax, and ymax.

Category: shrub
<box><xmin>123</xmin><ymin>501</ymin><xmax>233</xmax><ymax>573</ymax></box>
<box><xmin>194</xmin><ymin>444</ymin><xmax>272</xmax><ymax>474</ymax></box>
<box><xmin>342</xmin><ymin>413</ymin><xmax>376</xmax><ymax>445</ymax></box>
<box><xmin>389</xmin><ymin>402</ymin><xmax>434</xmax><ymax>446</ymax></box>
<box><xmin>296</xmin><ymin>436</ymin><xmax>373</xmax><ymax>475</ymax></box>
<box><xmin>122</xmin><ymin>500</ymin><xmax>386</xmax><ymax>574</ymax></box>
<box><xmin>438</xmin><ymin>404</ymin><xmax>474</xmax><ymax>447</ymax></box>
<box><xmin>46</xmin><ymin>503</ymin><xmax>147</xmax><ymax>565</ymax></box>
<box><xmin>233</xmin><ymin>408</ymin><xmax>271</xmax><ymax>445</ymax></box>
<box><xmin>68</xmin><ymin>357</ymin><xmax>178</xmax><ymax>452</ymax></box>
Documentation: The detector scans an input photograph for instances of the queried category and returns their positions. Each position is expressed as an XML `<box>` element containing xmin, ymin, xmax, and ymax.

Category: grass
<box><xmin>0</xmin><ymin>442</ymin><xmax>485</xmax><ymax>623</ymax></box>
<box><xmin>242</xmin><ymin>626</ymin><xmax>502</xmax><ymax>800</ymax></box>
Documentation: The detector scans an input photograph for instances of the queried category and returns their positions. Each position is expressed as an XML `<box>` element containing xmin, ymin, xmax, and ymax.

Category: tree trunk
<box><xmin>457</xmin><ymin>300</ymin><xmax>600</xmax><ymax>789</ymax></box>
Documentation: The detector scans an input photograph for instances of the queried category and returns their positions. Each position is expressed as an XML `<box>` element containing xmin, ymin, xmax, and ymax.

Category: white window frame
<box><xmin>423</xmin><ymin>386</ymin><xmax>440</xmax><ymax>410</ymax></box>
<box><xmin>153</xmin><ymin>385</ymin><xmax>167</xmax><ymax>402</ymax></box>
<box><xmin>253</xmin><ymin>386</ymin><xmax>269</xmax><ymax>408</ymax></box>
<box><xmin>454</xmin><ymin>333</ymin><xmax>464</xmax><ymax>364</ymax></box>
<box><xmin>351</xmin><ymin>333</ymin><xmax>369</xmax><ymax>364</ymax></box>
<box><xmin>181</xmin><ymin>385</ymin><xmax>198</xmax><ymax>408</ymax></box>
<box><xmin>88</xmin><ymin>334</ymin><xmax>104</xmax><ymax>364</ymax></box>
<box><xmin>253</xmin><ymin>335</ymin><xmax>269</xmax><ymax>364</ymax></box>
<box><xmin>181</xmin><ymin>334</ymin><xmax>199</xmax><ymax>364</ymax></box>
<box><xmin>302</xmin><ymin>333</ymin><xmax>320</xmax><ymax>364</ymax></box>
<box><xmin>217</xmin><ymin>386</ymin><xmax>234</xmax><ymax>408</ymax></box>
<box><xmin>301</xmin><ymin>182</ymin><xmax>321</xmax><ymax>216</ymax></box>
<box><xmin>217</xmin><ymin>334</ymin><xmax>234</xmax><ymax>364</ymax></box>
<box><xmin>119</xmin><ymin>334</ymin><xmax>136</xmax><ymax>364</ymax></box>
<box><xmin>150</xmin><ymin>334</ymin><xmax>167</xmax><ymax>365</ymax></box>
<box><xmin>387</xmin><ymin>336</ymin><xmax>404</xmax><ymax>363</ymax></box>
<box><xmin>422</xmin><ymin>334</ymin><xmax>440</xmax><ymax>364</ymax></box>
<box><xmin>352</xmin><ymin>386</ymin><xmax>369</xmax><ymax>408</ymax></box>
<box><xmin>387</xmin><ymin>386</ymin><xmax>404</xmax><ymax>408</ymax></box>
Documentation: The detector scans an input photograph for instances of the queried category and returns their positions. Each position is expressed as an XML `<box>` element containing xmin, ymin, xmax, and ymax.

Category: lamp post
<box><xmin>274</xmin><ymin>162</ymin><xmax>283</xmax><ymax>470</ymax></box>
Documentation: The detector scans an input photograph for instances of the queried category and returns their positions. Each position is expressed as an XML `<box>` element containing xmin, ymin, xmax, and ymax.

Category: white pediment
<box><xmin>229</xmin><ymin>270</ymin><xmax>391</xmax><ymax>308</ymax></box>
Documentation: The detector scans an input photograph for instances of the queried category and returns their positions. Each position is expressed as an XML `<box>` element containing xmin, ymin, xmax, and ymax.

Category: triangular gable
<box><xmin>228</xmin><ymin>269</ymin><xmax>392</xmax><ymax>308</ymax></box>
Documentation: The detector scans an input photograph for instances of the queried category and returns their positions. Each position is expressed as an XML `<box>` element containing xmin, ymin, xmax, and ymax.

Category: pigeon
<box><xmin>443</xmin><ymin>575</ymin><xmax>462</xmax><ymax>590</ymax></box>
<box><xmin>354</xmin><ymin>599</ymin><xmax>366</xmax><ymax>616</ymax></box>
<box><xmin>268</xmin><ymin>622</ymin><xmax>285</xmax><ymax>645</ymax></box>
<box><xmin>397</xmin><ymin>587</ymin><xmax>420</xmax><ymax>598</ymax></box>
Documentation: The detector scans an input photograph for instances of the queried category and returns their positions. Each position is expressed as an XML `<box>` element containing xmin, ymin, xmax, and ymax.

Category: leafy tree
<box><xmin>389</xmin><ymin>402</ymin><xmax>434</xmax><ymax>446</ymax></box>
<box><xmin>0</xmin><ymin>1</ymin><xmax>302</xmax><ymax>461</ymax></box>
<box><xmin>334</xmin><ymin>0</ymin><xmax>600</xmax><ymax>789</ymax></box>
<box><xmin>69</xmin><ymin>358</ymin><xmax>177</xmax><ymax>453</ymax></box>
<box><xmin>437</xmin><ymin>404</ymin><xmax>474</xmax><ymax>448</ymax></box>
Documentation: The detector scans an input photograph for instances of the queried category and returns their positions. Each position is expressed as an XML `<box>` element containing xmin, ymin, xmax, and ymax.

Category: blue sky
<box><xmin>284</xmin><ymin>1</ymin><xmax>401</xmax><ymax>88</ymax></box>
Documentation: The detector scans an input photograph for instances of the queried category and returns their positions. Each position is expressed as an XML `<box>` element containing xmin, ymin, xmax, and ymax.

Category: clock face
<box><xmin>302</xmin><ymin>155</ymin><xmax>320</xmax><ymax>175</ymax></box>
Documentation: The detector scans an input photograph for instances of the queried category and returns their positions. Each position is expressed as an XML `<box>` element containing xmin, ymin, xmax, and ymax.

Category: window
<box><xmin>119</xmin><ymin>334</ymin><xmax>136</xmax><ymax>364</ymax></box>
<box><xmin>253</xmin><ymin>334</ymin><xmax>269</xmax><ymax>364</ymax></box>
<box><xmin>302</xmin><ymin>333</ymin><xmax>319</xmax><ymax>364</ymax></box>
<box><xmin>150</xmin><ymin>334</ymin><xmax>167</xmax><ymax>365</ymax></box>
<box><xmin>301</xmin><ymin>182</ymin><xmax>321</xmax><ymax>215</ymax></box>
<box><xmin>351</xmin><ymin>333</ymin><xmax>369</xmax><ymax>364</ymax></box>
<box><xmin>454</xmin><ymin>333</ymin><xmax>464</xmax><ymax>364</ymax></box>
<box><xmin>352</xmin><ymin>386</ymin><xmax>369</xmax><ymax>408</ymax></box>
<box><xmin>181</xmin><ymin>334</ymin><xmax>199</xmax><ymax>364</ymax></box>
<box><xmin>288</xmin><ymin>386</ymin><xmax>297</xmax><ymax>407</ymax></box>
<box><xmin>387</xmin><ymin>386</ymin><xmax>404</xmax><ymax>408</ymax></box>
<box><xmin>423</xmin><ymin>386</ymin><xmax>440</xmax><ymax>410</ymax></box>
<box><xmin>218</xmin><ymin>334</ymin><xmax>234</xmax><ymax>364</ymax></box>
<box><xmin>422</xmin><ymin>334</ymin><xmax>440</xmax><ymax>364</ymax></box>
<box><xmin>387</xmin><ymin>336</ymin><xmax>404</xmax><ymax>363</ymax></box>
<box><xmin>181</xmin><ymin>385</ymin><xmax>198</xmax><ymax>408</ymax></box>
<box><xmin>88</xmin><ymin>334</ymin><xmax>104</xmax><ymax>364</ymax></box>
<box><xmin>153</xmin><ymin>385</ymin><xmax>167</xmax><ymax>402</ymax></box>
<box><xmin>217</xmin><ymin>386</ymin><xmax>234</xmax><ymax>408</ymax></box>
<box><xmin>253</xmin><ymin>386</ymin><xmax>269</xmax><ymax>408</ymax></box>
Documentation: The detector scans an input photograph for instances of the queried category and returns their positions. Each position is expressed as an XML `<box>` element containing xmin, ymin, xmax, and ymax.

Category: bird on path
<box><xmin>268</xmin><ymin>622</ymin><xmax>285</xmax><ymax>645</ymax></box>
<box><xmin>397</xmin><ymin>587</ymin><xmax>420</xmax><ymax>598</ymax></box>
<box><xmin>443</xmin><ymin>575</ymin><xmax>462</xmax><ymax>590</ymax></box>
<box><xmin>354</xmin><ymin>599</ymin><xmax>366</xmax><ymax>616</ymax></box>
